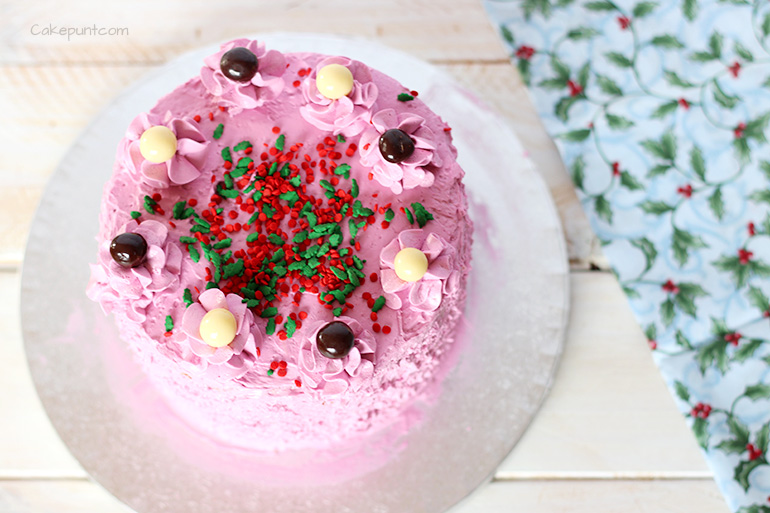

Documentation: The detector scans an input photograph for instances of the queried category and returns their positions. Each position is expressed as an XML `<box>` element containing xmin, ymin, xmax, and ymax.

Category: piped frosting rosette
<box><xmin>121</xmin><ymin>111</ymin><xmax>207</xmax><ymax>188</ymax></box>
<box><xmin>379</xmin><ymin>229</ymin><xmax>458</xmax><ymax>312</ymax></box>
<box><xmin>87</xmin><ymin>220</ymin><xmax>188</xmax><ymax>322</ymax></box>
<box><xmin>200</xmin><ymin>38</ymin><xmax>286</xmax><ymax>112</ymax></box>
<box><xmin>296</xmin><ymin>317</ymin><xmax>376</xmax><ymax>395</ymax></box>
<box><xmin>180</xmin><ymin>288</ymin><xmax>261</xmax><ymax>379</ymax></box>
<box><xmin>359</xmin><ymin>109</ymin><xmax>442</xmax><ymax>194</ymax></box>
<box><xmin>299</xmin><ymin>56</ymin><xmax>378</xmax><ymax>137</ymax></box>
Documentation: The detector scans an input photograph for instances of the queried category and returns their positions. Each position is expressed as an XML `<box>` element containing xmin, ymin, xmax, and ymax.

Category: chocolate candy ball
<box><xmin>316</xmin><ymin>321</ymin><xmax>355</xmax><ymax>359</ymax></box>
<box><xmin>379</xmin><ymin>129</ymin><xmax>415</xmax><ymax>163</ymax></box>
<box><xmin>220</xmin><ymin>47</ymin><xmax>259</xmax><ymax>82</ymax></box>
<box><xmin>109</xmin><ymin>232</ymin><xmax>148</xmax><ymax>268</ymax></box>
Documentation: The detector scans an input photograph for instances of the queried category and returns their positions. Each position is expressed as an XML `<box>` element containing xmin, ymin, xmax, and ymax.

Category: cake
<box><xmin>87</xmin><ymin>38</ymin><xmax>473</xmax><ymax>452</ymax></box>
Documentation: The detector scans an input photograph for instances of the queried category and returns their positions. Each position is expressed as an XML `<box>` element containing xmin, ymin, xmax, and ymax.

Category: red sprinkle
<box><xmin>193</xmin><ymin>115</ymin><xmax>201</xmax><ymax>122</ymax></box>
<box><xmin>295</xmin><ymin>380</ymin><xmax>302</xmax><ymax>387</ymax></box>
<box><xmin>370</xmin><ymin>273</ymin><xmax>378</xmax><ymax>282</ymax></box>
<box><xmin>270</xmin><ymin>361</ymin><xmax>279</xmax><ymax>370</ymax></box>
<box><xmin>272</xmin><ymin>126</ymin><xmax>281</xmax><ymax>134</ymax></box>
<box><xmin>382</xmin><ymin>325</ymin><xmax>391</xmax><ymax>334</ymax></box>
<box><xmin>277</xmin><ymin>368</ymin><xmax>287</xmax><ymax>377</ymax></box>
<box><xmin>372</xmin><ymin>323</ymin><xmax>381</xmax><ymax>333</ymax></box>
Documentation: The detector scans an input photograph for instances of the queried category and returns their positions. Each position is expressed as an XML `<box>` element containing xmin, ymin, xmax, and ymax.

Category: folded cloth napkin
<box><xmin>484</xmin><ymin>0</ymin><xmax>770</xmax><ymax>510</ymax></box>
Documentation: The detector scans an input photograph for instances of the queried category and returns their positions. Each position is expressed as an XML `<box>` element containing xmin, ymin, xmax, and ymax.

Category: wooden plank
<box><xmin>0</xmin><ymin>271</ymin><xmax>707</xmax><ymax>475</ymax></box>
<box><xmin>496</xmin><ymin>272</ymin><xmax>709</xmax><ymax>474</ymax></box>
<box><xmin>0</xmin><ymin>64</ymin><xmax>600</xmax><ymax>267</ymax></box>
<box><xmin>2</xmin><ymin>0</ymin><xmax>508</xmax><ymax>65</ymax></box>
<box><xmin>0</xmin><ymin>478</ymin><xmax>729</xmax><ymax>513</ymax></box>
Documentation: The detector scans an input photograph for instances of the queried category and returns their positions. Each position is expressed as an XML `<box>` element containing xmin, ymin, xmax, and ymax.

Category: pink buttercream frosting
<box><xmin>296</xmin><ymin>317</ymin><xmax>376</xmax><ymax>396</ymax></box>
<box><xmin>380</xmin><ymin>229</ymin><xmax>458</xmax><ymax>312</ymax></box>
<box><xmin>180</xmin><ymin>289</ymin><xmax>261</xmax><ymax>380</ymax></box>
<box><xmin>358</xmin><ymin>109</ymin><xmax>442</xmax><ymax>194</ymax></box>
<box><xmin>120</xmin><ymin>111</ymin><xmax>207</xmax><ymax>189</ymax></box>
<box><xmin>87</xmin><ymin>220</ymin><xmax>183</xmax><ymax>323</ymax></box>
<box><xmin>299</xmin><ymin>56</ymin><xmax>378</xmax><ymax>137</ymax></box>
<box><xmin>200</xmin><ymin>38</ymin><xmax>286</xmax><ymax>112</ymax></box>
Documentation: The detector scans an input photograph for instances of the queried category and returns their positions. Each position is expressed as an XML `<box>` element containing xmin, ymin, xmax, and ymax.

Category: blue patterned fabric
<box><xmin>484</xmin><ymin>0</ymin><xmax>770</xmax><ymax>510</ymax></box>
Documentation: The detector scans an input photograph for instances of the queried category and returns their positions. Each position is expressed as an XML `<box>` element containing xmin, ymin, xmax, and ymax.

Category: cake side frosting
<box><xmin>87</xmin><ymin>43</ymin><xmax>472</xmax><ymax>452</ymax></box>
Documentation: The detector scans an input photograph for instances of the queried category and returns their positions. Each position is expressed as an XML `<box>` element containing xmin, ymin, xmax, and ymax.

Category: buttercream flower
<box><xmin>87</xmin><ymin>220</ymin><xmax>191</xmax><ymax>322</ymax></box>
<box><xmin>181</xmin><ymin>288</ymin><xmax>261</xmax><ymax>379</ymax></box>
<box><xmin>121</xmin><ymin>111</ymin><xmax>207</xmax><ymax>188</ymax></box>
<box><xmin>379</xmin><ymin>229</ymin><xmax>457</xmax><ymax>312</ymax></box>
<box><xmin>359</xmin><ymin>109</ymin><xmax>442</xmax><ymax>194</ymax></box>
<box><xmin>296</xmin><ymin>317</ymin><xmax>376</xmax><ymax>395</ymax></box>
<box><xmin>299</xmin><ymin>56</ymin><xmax>378</xmax><ymax>137</ymax></box>
<box><xmin>200</xmin><ymin>39</ymin><xmax>286</xmax><ymax>112</ymax></box>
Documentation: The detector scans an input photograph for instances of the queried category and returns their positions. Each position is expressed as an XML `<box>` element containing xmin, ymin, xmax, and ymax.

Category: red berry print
<box><xmin>748</xmin><ymin>222</ymin><xmax>756</xmax><ymax>236</ymax></box>
<box><xmin>515</xmin><ymin>45</ymin><xmax>535</xmax><ymax>60</ymax></box>
<box><xmin>738</xmin><ymin>248</ymin><xmax>753</xmax><ymax>265</ymax></box>
<box><xmin>678</xmin><ymin>98</ymin><xmax>690</xmax><ymax>110</ymax></box>
<box><xmin>677</xmin><ymin>184</ymin><xmax>693</xmax><ymax>198</ymax></box>
<box><xmin>617</xmin><ymin>15</ymin><xmax>631</xmax><ymax>29</ymax></box>
<box><xmin>735</xmin><ymin>122</ymin><xmax>746</xmax><ymax>139</ymax></box>
<box><xmin>612</xmin><ymin>162</ymin><xmax>621</xmax><ymax>176</ymax></box>
<box><xmin>691</xmin><ymin>402</ymin><xmax>712</xmax><ymax>419</ymax></box>
<box><xmin>728</xmin><ymin>61</ymin><xmax>741</xmax><ymax>78</ymax></box>
<box><xmin>724</xmin><ymin>332</ymin><xmax>742</xmax><ymax>346</ymax></box>
<box><xmin>662</xmin><ymin>279</ymin><xmax>679</xmax><ymax>294</ymax></box>
<box><xmin>567</xmin><ymin>80</ymin><xmax>583</xmax><ymax>97</ymax></box>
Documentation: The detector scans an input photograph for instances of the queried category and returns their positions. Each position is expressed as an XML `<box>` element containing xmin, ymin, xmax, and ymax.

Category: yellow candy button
<box><xmin>139</xmin><ymin>125</ymin><xmax>178</xmax><ymax>163</ymax></box>
<box><xmin>199</xmin><ymin>308</ymin><xmax>237</xmax><ymax>348</ymax></box>
<box><xmin>394</xmin><ymin>247</ymin><xmax>429</xmax><ymax>282</ymax></box>
<box><xmin>316</xmin><ymin>64</ymin><xmax>354</xmax><ymax>100</ymax></box>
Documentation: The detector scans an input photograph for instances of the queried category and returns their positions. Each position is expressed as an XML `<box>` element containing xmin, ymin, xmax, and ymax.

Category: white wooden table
<box><xmin>0</xmin><ymin>1</ymin><xmax>731</xmax><ymax>511</ymax></box>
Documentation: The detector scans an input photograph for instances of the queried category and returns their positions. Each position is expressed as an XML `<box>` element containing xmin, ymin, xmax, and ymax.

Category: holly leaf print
<box><xmin>500</xmin><ymin>25</ymin><xmax>515</xmax><ymax>45</ymax></box>
<box><xmin>584</xmin><ymin>0</ymin><xmax>616</xmax><ymax>10</ymax></box>
<box><xmin>713</xmin><ymin>80</ymin><xmax>739</xmax><ymax>109</ymax></box>
<box><xmin>714</xmin><ymin>254</ymin><xmax>770</xmax><ymax>287</ymax></box>
<box><xmin>560</xmin><ymin>128</ymin><xmax>592</xmax><ymax>142</ymax></box>
<box><xmin>661</xmin><ymin>297</ymin><xmax>676</xmax><ymax>326</ymax></box>
<box><xmin>522</xmin><ymin>0</ymin><xmax>552</xmax><ymax>20</ymax></box>
<box><xmin>567</xmin><ymin>27</ymin><xmax>600</xmax><ymax>40</ymax></box>
<box><xmin>692</xmin><ymin>416</ymin><xmax>710</xmax><ymax>448</ymax></box>
<box><xmin>736</xmin><ymin>458</ymin><xmax>765</xmax><ymax>491</ymax></box>
<box><xmin>539</xmin><ymin>77</ymin><xmax>569</xmax><ymax>90</ymax></box>
<box><xmin>620</xmin><ymin>171</ymin><xmax>643</xmax><ymax>190</ymax></box>
<box><xmin>763</xmin><ymin>13</ymin><xmax>770</xmax><ymax>38</ymax></box>
<box><xmin>737</xmin><ymin>506</ymin><xmax>770</xmax><ymax>513</ymax></box>
<box><xmin>696</xmin><ymin>337</ymin><xmax>729</xmax><ymax>373</ymax></box>
<box><xmin>605</xmin><ymin>51</ymin><xmax>634</xmax><ymax>68</ymax></box>
<box><xmin>747</xmin><ymin>286</ymin><xmax>770</xmax><ymax>313</ymax></box>
<box><xmin>709</xmin><ymin>32</ymin><xmax>723</xmax><ymax>59</ymax></box>
<box><xmin>709</xmin><ymin>186</ymin><xmax>725</xmax><ymax>220</ymax></box>
<box><xmin>630</xmin><ymin>237</ymin><xmax>657</xmax><ymax>272</ymax></box>
<box><xmin>650</xmin><ymin>100</ymin><xmax>679</xmax><ymax>120</ymax></box>
<box><xmin>577</xmin><ymin>62</ymin><xmax>590</xmax><ymax>89</ymax></box>
<box><xmin>641</xmin><ymin>129</ymin><xmax>677</xmax><ymax>162</ymax></box>
<box><xmin>690</xmin><ymin>145</ymin><xmax>706</xmax><ymax>180</ymax></box>
<box><xmin>734</xmin><ymin>41</ymin><xmax>754</xmax><ymax>62</ymax></box>
<box><xmin>571</xmin><ymin>155</ymin><xmax>586</xmax><ymax>190</ymax></box>
<box><xmin>517</xmin><ymin>59</ymin><xmax>532</xmax><ymax>86</ymax></box>
<box><xmin>744</xmin><ymin>112</ymin><xmax>770</xmax><ymax>143</ymax></box>
<box><xmin>735</xmin><ymin>339</ymin><xmax>764</xmax><ymax>363</ymax></box>
<box><xmin>595</xmin><ymin>195</ymin><xmax>613</xmax><ymax>223</ymax></box>
<box><xmin>760</xmin><ymin>161</ymin><xmax>770</xmax><ymax>180</ymax></box>
<box><xmin>743</xmin><ymin>383</ymin><xmax>770</xmax><ymax>401</ymax></box>
<box><xmin>672</xmin><ymin>227</ymin><xmax>708</xmax><ymax>266</ymax></box>
<box><xmin>728</xmin><ymin>416</ymin><xmax>751</xmax><ymax>445</ymax></box>
<box><xmin>675</xmin><ymin>282</ymin><xmax>708</xmax><ymax>316</ymax></box>
<box><xmin>663</xmin><ymin>70</ymin><xmax>695</xmax><ymax>88</ymax></box>
<box><xmin>674</xmin><ymin>380</ymin><xmax>690</xmax><ymax>401</ymax></box>
<box><xmin>644</xmin><ymin>324</ymin><xmax>657</xmax><ymax>342</ymax></box>
<box><xmin>554</xmin><ymin>96</ymin><xmax>578</xmax><ymax>121</ymax></box>
<box><xmin>717</xmin><ymin>437</ymin><xmax>749</xmax><ymax>455</ymax></box>
<box><xmin>651</xmin><ymin>35</ymin><xmax>685</xmax><ymax>49</ymax></box>
<box><xmin>648</xmin><ymin>164</ymin><xmax>672</xmax><ymax>178</ymax></box>
<box><xmin>758</xmin><ymin>422</ymin><xmax>770</xmax><ymax>453</ymax></box>
<box><xmin>606</xmin><ymin>113</ymin><xmax>635</xmax><ymax>130</ymax></box>
<box><xmin>675</xmin><ymin>330</ymin><xmax>694</xmax><ymax>349</ymax></box>
<box><xmin>640</xmin><ymin>200</ymin><xmax>675</xmax><ymax>215</ymax></box>
<box><xmin>632</xmin><ymin>1</ymin><xmax>658</xmax><ymax>17</ymax></box>
<box><xmin>749</xmin><ymin>189</ymin><xmax>770</xmax><ymax>206</ymax></box>
<box><xmin>682</xmin><ymin>0</ymin><xmax>697</xmax><ymax>21</ymax></box>
<box><xmin>550</xmin><ymin>55</ymin><xmax>571</xmax><ymax>81</ymax></box>
<box><xmin>734</xmin><ymin>137</ymin><xmax>751</xmax><ymax>164</ymax></box>
<box><xmin>596</xmin><ymin>74</ymin><xmax>623</xmax><ymax>96</ymax></box>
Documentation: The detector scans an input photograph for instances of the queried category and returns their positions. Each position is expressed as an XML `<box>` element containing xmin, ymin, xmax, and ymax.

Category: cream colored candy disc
<box><xmin>394</xmin><ymin>247</ymin><xmax>429</xmax><ymax>282</ymax></box>
<box><xmin>316</xmin><ymin>64</ymin><xmax>354</xmax><ymax>100</ymax></box>
<box><xmin>198</xmin><ymin>308</ymin><xmax>237</xmax><ymax>348</ymax></box>
<box><xmin>139</xmin><ymin>125</ymin><xmax>178</xmax><ymax>163</ymax></box>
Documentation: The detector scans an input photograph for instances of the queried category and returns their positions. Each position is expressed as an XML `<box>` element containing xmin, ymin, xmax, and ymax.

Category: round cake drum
<box><xmin>21</xmin><ymin>34</ymin><xmax>569</xmax><ymax>513</ymax></box>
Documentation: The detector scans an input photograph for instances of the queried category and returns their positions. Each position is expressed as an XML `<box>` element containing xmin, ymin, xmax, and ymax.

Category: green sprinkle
<box><xmin>351</xmin><ymin>179</ymin><xmax>359</xmax><ymax>198</ymax></box>
<box><xmin>130</xmin><ymin>210</ymin><xmax>141</xmax><ymax>220</ymax></box>
<box><xmin>349</xmin><ymin>219</ymin><xmax>359</xmax><ymax>240</ymax></box>
<box><xmin>352</xmin><ymin>255</ymin><xmax>365</xmax><ymax>270</ymax></box>
<box><xmin>352</xmin><ymin>200</ymin><xmax>374</xmax><ymax>217</ymax></box>
<box><xmin>172</xmin><ymin>201</ymin><xmax>186</xmax><ymax>219</ymax></box>
<box><xmin>182</xmin><ymin>207</ymin><xmax>195</xmax><ymax>219</ymax></box>
<box><xmin>219</xmin><ymin>189</ymin><xmax>239</xmax><ymax>199</ymax></box>
<box><xmin>332</xmin><ymin>307</ymin><xmax>343</xmax><ymax>316</ymax></box>
<box><xmin>143</xmin><ymin>195</ymin><xmax>157</xmax><ymax>214</ymax></box>
<box><xmin>285</xmin><ymin>317</ymin><xmax>297</xmax><ymax>338</ymax></box>
<box><xmin>405</xmin><ymin>207</ymin><xmax>415</xmax><ymax>224</ymax></box>
<box><xmin>190</xmin><ymin>224</ymin><xmax>210</xmax><ymax>234</ymax></box>
<box><xmin>165</xmin><ymin>315</ymin><xmax>174</xmax><ymax>332</ymax></box>
<box><xmin>289</xmin><ymin>261</ymin><xmax>308</xmax><ymax>272</ymax></box>
<box><xmin>334</xmin><ymin>163</ymin><xmax>351</xmax><ymax>179</ymax></box>
<box><xmin>230</xmin><ymin>167</ymin><xmax>246</xmax><ymax>179</ymax></box>
<box><xmin>224</xmin><ymin>174</ymin><xmax>234</xmax><ymax>189</ymax></box>
<box><xmin>279</xmin><ymin>190</ymin><xmax>300</xmax><ymax>205</ymax></box>
<box><xmin>213</xmin><ymin>123</ymin><xmax>224</xmax><ymax>139</ymax></box>
<box><xmin>236</xmin><ymin>157</ymin><xmax>253</xmax><ymax>170</ymax></box>
<box><xmin>411</xmin><ymin>202</ymin><xmax>434</xmax><ymax>228</ymax></box>
<box><xmin>223</xmin><ymin>259</ymin><xmax>245</xmax><ymax>279</ymax></box>
<box><xmin>248</xmin><ymin>211</ymin><xmax>260</xmax><ymax>225</ymax></box>
<box><xmin>280</xmin><ymin>163</ymin><xmax>291</xmax><ymax>178</ymax></box>
<box><xmin>246</xmin><ymin>232</ymin><xmax>260</xmax><ymax>243</ymax></box>
<box><xmin>332</xmin><ymin>266</ymin><xmax>347</xmax><ymax>280</ymax></box>
<box><xmin>265</xmin><ymin>318</ymin><xmax>277</xmax><ymax>336</ymax></box>
<box><xmin>292</xmin><ymin>231</ymin><xmax>309</xmax><ymax>243</ymax></box>
<box><xmin>180</xmin><ymin>236</ymin><xmax>198</xmax><ymax>244</ymax></box>
<box><xmin>385</xmin><ymin>208</ymin><xmax>395</xmax><ymax>222</ymax></box>
<box><xmin>261</xmin><ymin>307</ymin><xmax>278</xmax><ymax>318</ymax></box>
<box><xmin>328</xmin><ymin>233</ymin><xmax>342</xmax><ymax>247</ymax></box>
<box><xmin>337</xmin><ymin>134</ymin><xmax>346</xmax><ymax>143</ymax></box>
<box><xmin>275</xmin><ymin>134</ymin><xmax>285</xmax><ymax>151</ymax></box>
<box><xmin>188</xmin><ymin>245</ymin><xmax>200</xmax><ymax>262</ymax></box>
<box><xmin>346</xmin><ymin>267</ymin><xmax>361</xmax><ymax>286</ymax></box>
<box><xmin>398</xmin><ymin>92</ymin><xmax>415</xmax><ymax>102</ymax></box>
<box><xmin>372</xmin><ymin>295</ymin><xmax>386</xmax><ymax>312</ymax></box>
<box><xmin>262</xmin><ymin>204</ymin><xmax>276</xmax><ymax>218</ymax></box>
<box><xmin>305</xmin><ymin>212</ymin><xmax>317</xmax><ymax>227</ymax></box>
<box><xmin>319</xmin><ymin>179</ymin><xmax>335</xmax><ymax>192</ymax></box>
<box><xmin>273</xmin><ymin>265</ymin><xmax>287</xmax><ymax>277</ymax></box>
<box><xmin>267</xmin><ymin>368</ymin><xmax>274</xmax><ymax>376</ymax></box>
<box><xmin>289</xmin><ymin>175</ymin><xmax>302</xmax><ymax>187</ymax></box>
<box><xmin>183</xmin><ymin>288</ymin><xmax>193</xmax><ymax>307</ymax></box>
<box><xmin>194</xmin><ymin>217</ymin><xmax>211</xmax><ymax>229</ymax></box>
<box><xmin>271</xmin><ymin>248</ymin><xmax>285</xmax><ymax>263</ymax></box>
<box><xmin>233</xmin><ymin>140</ymin><xmax>252</xmax><ymax>152</ymax></box>
<box><xmin>213</xmin><ymin>238</ymin><xmax>232</xmax><ymax>250</ymax></box>
<box><xmin>330</xmin><ymin>289</ymin><xmax>347</xmax><ymax>303</ymax></box>
<box><xmin>268</xmin><ymin>233</ymin><xmax>284</xmax><ymax>246</ymax></box>
<box><xmin>205</xmin><ymin>282</ymin><xmax>218</xmax><ymax>290</ymax></box>
<box><xmin>222</xmin><ymin>147</ymin><xmax>232</xmax><ymax>163</ymax></box>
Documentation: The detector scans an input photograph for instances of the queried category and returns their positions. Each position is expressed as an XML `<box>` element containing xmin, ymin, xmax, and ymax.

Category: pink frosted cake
<box><xmin>87</xmin><ymin>38</ymin><xmax>472</xmax><ymax>452</ymax></box>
